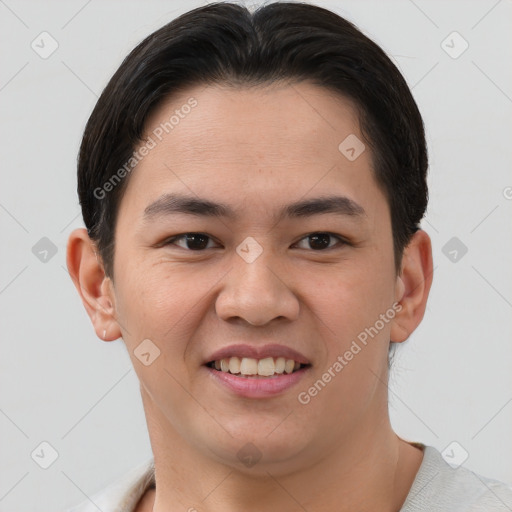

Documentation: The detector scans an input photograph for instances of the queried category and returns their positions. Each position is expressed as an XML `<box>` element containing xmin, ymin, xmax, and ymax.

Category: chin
<box><xmin>199</xmin><ymin>419</ymin><xmax>312</xmax><ymax>473</ymax></box>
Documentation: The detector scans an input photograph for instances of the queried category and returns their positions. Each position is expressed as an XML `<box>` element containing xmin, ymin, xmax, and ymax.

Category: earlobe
<box><xmin>66</xmin><ymin>228</ymin><xmax>122</xmax><ymax>341</ymax></box>
<box><xmin>390</xmin><ymin>230</ymin><xmax>433</xmax><ymax>343</ymax></box>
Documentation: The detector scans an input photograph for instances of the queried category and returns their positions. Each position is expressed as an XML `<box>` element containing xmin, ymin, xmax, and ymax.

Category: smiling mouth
<box><xmin>207</xmin><ymin>356</ymin><xmax>310</xmax><ymax>378</ymax></box>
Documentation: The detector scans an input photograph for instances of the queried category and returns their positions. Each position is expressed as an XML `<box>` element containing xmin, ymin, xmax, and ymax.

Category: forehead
<box><xmin>119</xmin><ymin>81</ymin><xmax>384</xmax><ymax>222</ymax></box>
<box><xmin>143</xmin><ymin>81</ymin><xmax>363</xmax><ymax>167</ymax></box>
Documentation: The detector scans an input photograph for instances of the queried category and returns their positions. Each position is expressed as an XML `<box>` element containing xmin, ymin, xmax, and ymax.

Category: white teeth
<box><xmin>258</xmin><ymin>357</ymin><xmax>275</xmax><ymax>376</ymax></box>
<box><xmin>275</xmin><ymin>357</ymin><xmax>286</xmax><ymax>374</ymax></box>
<box><xmin>228</xmin><ymin>356</ymin><xmax>241</xmax><ymax>374</ymax></box>
<box><xmin>213</xmin><ymin>356</ymin><xmax>304</xmax><ymax>377</ymax></box>
<box><xmin>240</xmin><ymin>357</ymin><xmax>258</xmax><ymax>375</ymax></box>
<box><xmin>284</xmin><ymin>359</ymin><xmax>295</xmax><ymax>374</ymax></box>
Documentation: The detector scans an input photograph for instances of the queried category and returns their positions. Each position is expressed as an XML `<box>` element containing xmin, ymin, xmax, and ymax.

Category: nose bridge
<box><xmin>215</xmin><ymin>239</ymin><xmax>299</xmax><ymax>325</ymax></box>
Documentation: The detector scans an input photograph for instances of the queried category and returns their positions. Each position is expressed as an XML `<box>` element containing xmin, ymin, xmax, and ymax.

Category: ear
<box><xmin>66</xmin><ymin>228</ymin><xmax>122</xmax><ymax>341</ymax></box>
<box><xmin>390</xmin><ymin>229</ymin><xmax>433</xmax><ymax>343</ymax></box>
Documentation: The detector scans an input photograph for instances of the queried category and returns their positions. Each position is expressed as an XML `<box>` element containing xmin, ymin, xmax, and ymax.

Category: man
<box><xmin>65</xmin><ymin>2</ymin><xmax>512</xmax><ymax>511</ymax></box>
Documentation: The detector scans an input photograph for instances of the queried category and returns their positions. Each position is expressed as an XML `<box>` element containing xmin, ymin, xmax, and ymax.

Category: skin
<box><xmin>67</xmin><ymin>81</ymin><xmax>433</xmax><ymax>512</ymax></box>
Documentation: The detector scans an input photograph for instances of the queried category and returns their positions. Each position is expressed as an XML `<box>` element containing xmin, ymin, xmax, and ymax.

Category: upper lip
<box><xmin>205</xmin><ymin>344</ymin><xmax>311</xmax><ymax>365</ymax></box>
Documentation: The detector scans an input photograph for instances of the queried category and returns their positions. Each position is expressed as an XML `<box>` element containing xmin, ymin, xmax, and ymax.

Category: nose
<box><xmin>215</xmin><ymin>250</ymin><xmax>300</xmax><ymax>326</ymax></box>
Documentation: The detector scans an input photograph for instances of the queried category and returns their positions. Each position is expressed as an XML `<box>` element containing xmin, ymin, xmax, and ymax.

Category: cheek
<box><xmin>113</xmin><ymin>263</ymin><xmax>199</xmax><ymax>341</ymax></box>
<box><xmin>113</xmin><ymin>258</ymin><xmax>230</xmax><ymax>365</ymax></box>
<box><xmin>310</xmin><ymin>262</ymin><xmax>395</xmax><ymax>399</ymax></box>
<box><xmin>315</xmin><ymin>262</ymin><xmax>393</xmax><ymax>325</ymax></box>
<box><xmin>306</xmin><ymin>268</ymin><xmax>394</xmax><ymax>410</ymax></box>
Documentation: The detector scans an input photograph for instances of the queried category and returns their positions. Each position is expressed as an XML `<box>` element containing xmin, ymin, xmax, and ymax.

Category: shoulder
<box><xmin>401</xmin><ymin>445</ymin><xmax>512</xmax><ymax>511</ymax></box>
<box><xmin>63</xmin><ymin>458</ymin><xmax>155</xmax><ymax>512</ymax></box>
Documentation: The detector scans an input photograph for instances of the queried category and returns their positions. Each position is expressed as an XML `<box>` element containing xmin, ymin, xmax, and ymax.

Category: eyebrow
<box><xmin>143</xmin><ymin>193</ymin><xmax>366</xmax><ymax>223</ymax></box>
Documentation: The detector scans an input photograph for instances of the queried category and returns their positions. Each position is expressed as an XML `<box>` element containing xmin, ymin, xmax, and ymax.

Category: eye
<box><xmin>293</xmin><ymin>232</ymin><xmax>346</xmax><ymax>251</ymax></box>
<box><xmin>164</xmin><ymin>233</ymin><xmax>219</xmax><ymax>251</ymax></box>
<box><xmin>162</xmin><ymin>231</ymin><xmax>347</xmax><ymax>252</ymax></box>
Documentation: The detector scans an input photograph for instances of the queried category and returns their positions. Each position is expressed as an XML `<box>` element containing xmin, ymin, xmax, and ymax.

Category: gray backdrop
<box><xmin>1</xmin><ymin>0</ymin><xmax>511</xmax><ymax>511</ymax></box>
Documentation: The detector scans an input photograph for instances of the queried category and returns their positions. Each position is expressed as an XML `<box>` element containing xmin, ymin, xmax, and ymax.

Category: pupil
<box><xmin>309</xmin><ymin>233</ymin><xmax>330</xmax><ymax>250</ymax></box>
<box><xmin>186</xmin><ymin>234</ymin><xmax>209</xmax><ymax>250</ymax></box>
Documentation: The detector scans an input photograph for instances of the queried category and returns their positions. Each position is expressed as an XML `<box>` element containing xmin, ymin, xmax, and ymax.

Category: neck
<box><xmin>141</xmin><ymin>390</ymin><xmax>423</xmax><ymax>512</ymax></box>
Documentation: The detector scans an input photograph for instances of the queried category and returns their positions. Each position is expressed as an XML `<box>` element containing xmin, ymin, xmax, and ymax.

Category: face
<box><xmin>107</xmin><ymin>81</ymin><xmax>404</xmax><ymax>473</ymax></box>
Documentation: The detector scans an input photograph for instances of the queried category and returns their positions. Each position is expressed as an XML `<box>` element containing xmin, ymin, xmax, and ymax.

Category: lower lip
<box><xmin>205</xmin><ymin>366</ymin><xmax>310</xmax><ymax>398</ymax></box>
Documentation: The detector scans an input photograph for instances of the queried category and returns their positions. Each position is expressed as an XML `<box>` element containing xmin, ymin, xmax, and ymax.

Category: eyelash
<box><xmin>162</xmin><ymin>232</ymin><xmax>349</xmax><ymax>252</ymax></box>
